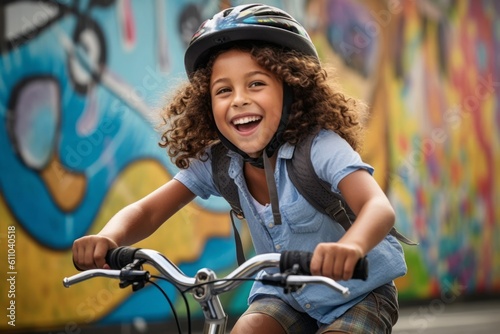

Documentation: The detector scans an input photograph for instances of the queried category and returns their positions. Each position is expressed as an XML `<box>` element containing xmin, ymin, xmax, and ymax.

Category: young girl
<box><xmin>73</xmin><ymin>4</ymin><xmax>406</xmax><ymax>333</ymax></box>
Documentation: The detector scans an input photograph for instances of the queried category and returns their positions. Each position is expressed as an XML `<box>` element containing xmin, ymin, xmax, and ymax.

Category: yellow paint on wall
<box><xmin>0</xmin><ymin>159</ymin><xmax>231</xmax><ymax>331</ymax></box>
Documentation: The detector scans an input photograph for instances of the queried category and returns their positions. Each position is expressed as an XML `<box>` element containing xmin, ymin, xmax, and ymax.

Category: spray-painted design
<box><xmin>308</xmin><ymin>0</ymin><xmax>499</xmax><ymax>299</ymax></box>
<box><xmin>0</xmin><ymin>0</ymin><xmax>239</xmax><ymax>330</ymax></box>
<box><xmin>0</xmin><ymin>0</ymin><xmax>498</xmax><ymax>332</ymax></box>
<box><xmin>385</xmin><ymin>0</ymin><xmax>500</xmax><ymax>299</ymax></box>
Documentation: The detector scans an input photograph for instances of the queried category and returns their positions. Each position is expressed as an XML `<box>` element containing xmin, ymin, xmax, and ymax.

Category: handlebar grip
<box><xmin>280</xmin><ymin>251</ymin><xmax>312</xmax><ymax>275</ymax></box>
<box><xmin>106</xmin><ymin>246</ymin><xmax>140</xmax><ymax>269</ymax></box>
<box><xmin>72</xmin><ymin>258</ymin><xmax>84</xmax><ymax>271</ymax></box>
<box><xmin>352</xmin><ymin>256</ymin><xmax>368</xmax><ymax>280</ymax></box>
<box><xmin>279</xmin><ymin>251</ymin><xmax>368</xmax><ymax>280</ymax></box>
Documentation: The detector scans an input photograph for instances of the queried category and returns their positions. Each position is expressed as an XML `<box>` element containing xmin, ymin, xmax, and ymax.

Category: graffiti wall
<box><xmin>0</xmin><ymin>0</ymin><xmax>498</xmax><ymax>331</ymax></box>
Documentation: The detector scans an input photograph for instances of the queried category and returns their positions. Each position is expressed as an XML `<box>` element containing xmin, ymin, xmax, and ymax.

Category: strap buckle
<box><xmin>326</xmin><ymin>200</ymin><xmax>353</xmax><ymax>231</ymax></box>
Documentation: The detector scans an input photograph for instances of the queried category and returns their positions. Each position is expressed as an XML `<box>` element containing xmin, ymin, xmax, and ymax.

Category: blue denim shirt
<box><xmin>175</xmin><ymin>130</ymin><xmax>407</xmax><ymax>324</ymax></box>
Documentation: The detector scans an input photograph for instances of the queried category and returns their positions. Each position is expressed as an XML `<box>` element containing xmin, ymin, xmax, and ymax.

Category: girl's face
<box><xmin>210</xmin><ymin>49</ymin><xmax>283</xmax><ymax>158</ymax></box>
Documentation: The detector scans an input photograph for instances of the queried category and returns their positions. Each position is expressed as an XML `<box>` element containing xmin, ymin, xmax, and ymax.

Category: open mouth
<box><xmin>232</xmin><ymin>115</ymin><xmax>262</xmax><ymax>132</ymax></box>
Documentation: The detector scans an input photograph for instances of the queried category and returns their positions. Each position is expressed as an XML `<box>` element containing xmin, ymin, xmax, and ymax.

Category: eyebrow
<box><xmin>211</xmin><ymin>70</ymin><xmax>272</xmax><ymax>87</ymax></box>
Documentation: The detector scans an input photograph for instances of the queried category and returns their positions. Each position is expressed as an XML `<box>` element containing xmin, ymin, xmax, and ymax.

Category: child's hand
<box><xmin>310</xmin><ymin>242</ymin><xmax>364</xmax><ymax>281</ymax></box>
<box><xmin>72</xmin><ymin>235</ymin><xmax>118</xmax><ymax>270</ymax></box>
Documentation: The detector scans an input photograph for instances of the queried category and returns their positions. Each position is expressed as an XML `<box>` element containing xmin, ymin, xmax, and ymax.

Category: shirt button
<box><xmin>305</xmin><ymin>303</ymin><xmax>311</xmax><ymax>309</ymax></box>
<box><xmin>275</xmin><ymin>245</ymin><xmax>281</xmax><ymax>250</ymax></box>
<box><xmin>268</xmin><ymin>223</ymin><xmax>274</xmax><ymax>228</ymax></box>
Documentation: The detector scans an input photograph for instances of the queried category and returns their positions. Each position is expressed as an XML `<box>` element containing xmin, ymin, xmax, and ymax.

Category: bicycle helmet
<box><xmin>184</xmin><ymin>3</ymin><xmax>319</xmax><ymax>76</ymax></box>
<box><xmin>184</xmin><ymin>3</ymin><xmax>318</xmax><ymax>168</ymax></box>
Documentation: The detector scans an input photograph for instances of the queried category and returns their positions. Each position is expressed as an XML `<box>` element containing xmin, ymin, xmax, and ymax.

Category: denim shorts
<box><xmin>241</xmin><ymin>283</ymin><xmax>399</xmax><ymax>334</ymax></box>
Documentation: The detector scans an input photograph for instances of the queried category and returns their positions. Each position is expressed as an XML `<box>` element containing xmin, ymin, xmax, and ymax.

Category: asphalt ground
<box><xmin>393</xmin><ymin>299</ymin><xmax>500</xmax><ymax>334</ymax></box>
<box><xmin>14</xmin><ymin>298</ymin><xmax>500</xmax><ymax>333</ymax></box>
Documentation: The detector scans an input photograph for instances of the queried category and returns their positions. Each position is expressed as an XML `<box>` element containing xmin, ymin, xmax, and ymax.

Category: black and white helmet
<box><xmin>184</xmin><ymin>3</ymin><xmax>318</xmax><ymax>77</ymax></box>
<box><xmin>184</xmin><ymin>3</ymin><xmax>318</xmax><ymax>168</ymax></box>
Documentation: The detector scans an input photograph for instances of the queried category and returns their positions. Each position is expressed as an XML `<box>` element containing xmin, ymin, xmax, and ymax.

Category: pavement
<box><xmin>17</xmin><ymin>298</ymin><xmax>500</xmax><ymax>333</ymax></box>
<box><xmin>112</xmin><ymin>298</ymin><xmax>500</xmax><ymax>333</ymax></box>
<box><xmin>393</xmin><ymin>299</ymin><xmax>500</xmax><ymax>334</ymax></box>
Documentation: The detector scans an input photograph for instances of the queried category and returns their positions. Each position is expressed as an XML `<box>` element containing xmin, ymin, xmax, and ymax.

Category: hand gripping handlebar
<box><xmin>102</xmin><ymin>247</ymin><xmax>368</xmax><ymax>280</ymax></box>
<box><xmin>279</xmin><ymin>250</ymin><xmax>368</xmax><ymax>280</ymax></box>
<box><xmin>63</xmin><ymin>247</ymin><xmax>368</xmax><ymax>334</ymax></box>
<box><xmin>64</xmin><ymin>247</ymin><xmax>368</xmax><ymax>291</ymax></box>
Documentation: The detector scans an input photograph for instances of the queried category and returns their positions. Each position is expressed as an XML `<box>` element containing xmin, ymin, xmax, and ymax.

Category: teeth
<box><xmin>233</xmin><ymin>116</ymin><xmax>262</xmax><ymax>125</ymax></box>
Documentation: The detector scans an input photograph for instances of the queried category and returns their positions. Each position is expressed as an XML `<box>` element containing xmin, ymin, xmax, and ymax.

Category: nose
<box><xmin>231</xmin><ymin>88</ymin><xmax>250</xmax><ymax>108</ymax></box>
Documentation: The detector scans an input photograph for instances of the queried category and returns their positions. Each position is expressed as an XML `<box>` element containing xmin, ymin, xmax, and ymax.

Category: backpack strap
<box><xmin>211</xmin><ymin>143</ymin><xmax>244</xmax><ymax>218</ymax></box>
<box><xmin>211</xmin><ymin>143</ymin><xmax>247</xmax><ymax>264</ymax></box>
<box><xmin>387</xmin><ymin>227</ymin><xmax>418</xmax><ymax>245</ymax></box>
<box><xmin>286</xmin><ymin>133</ymin><xmax>418</xmax><ymax>246</ymax></box>
<box><xmin>286</xmin><ymin>133</ymin><xmax>355</xmax><ymax>232</ymax></box>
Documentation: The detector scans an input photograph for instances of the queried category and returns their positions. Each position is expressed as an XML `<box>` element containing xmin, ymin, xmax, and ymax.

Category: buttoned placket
<box><xmin>226</xmin><ymin>149</ymin><xmax>320</xmax><ymax>314</ymax></box>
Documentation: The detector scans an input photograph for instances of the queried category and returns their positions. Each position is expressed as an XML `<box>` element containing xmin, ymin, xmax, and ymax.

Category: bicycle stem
<box><xmin>193</xmin><ymin>268</ymin><xmax>228</xmax><ymax>334</ymax></box>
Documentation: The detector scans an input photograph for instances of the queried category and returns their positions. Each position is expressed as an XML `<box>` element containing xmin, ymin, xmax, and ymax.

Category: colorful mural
<box><xmin>376</xmin><ymin>0</ymin><xmax>499</xmax><ymax>300</ymax></box>
<box><xmin>0</xmin><ymin>0</ymin><xmax>499</xmax><ymax>332</ymax></box>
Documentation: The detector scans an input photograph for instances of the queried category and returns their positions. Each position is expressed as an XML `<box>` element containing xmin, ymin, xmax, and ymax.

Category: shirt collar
<box><xmin>227</xmin><ymin>143</ymin><xmax>295</xmax><ymax>164</ymax></box>
<box><xmin>279</xmin><ymin>142</ymin><xmax>295</xmax><ymax>160</ymax></box>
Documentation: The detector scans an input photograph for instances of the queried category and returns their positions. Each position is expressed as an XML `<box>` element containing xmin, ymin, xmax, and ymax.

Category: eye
<box><xmin>215</xmin><ymin>87</ymin><xmax>231</xmax><ymax>95</ymax></box>
<box><xmin>249</xmin><ymin>81</ymin><xmax>265</xmax><ymax>88</ymax></box>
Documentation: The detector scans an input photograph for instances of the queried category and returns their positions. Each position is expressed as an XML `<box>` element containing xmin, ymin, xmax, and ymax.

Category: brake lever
<box><xmin>118</xmin><ymin>259</ymin><xmax>150</xmax><ymax>291</ymax></box>
<box><xmin>259</xmin><ymin>264</ymin><xmax>305</xmax><ymax>294</ymax></box>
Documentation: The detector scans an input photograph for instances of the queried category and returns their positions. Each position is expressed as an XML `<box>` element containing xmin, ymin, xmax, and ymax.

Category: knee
<box><xmin>230</xmin><ymin>313</ymin><xmax>286</xmax><ymax>334</ymax></box>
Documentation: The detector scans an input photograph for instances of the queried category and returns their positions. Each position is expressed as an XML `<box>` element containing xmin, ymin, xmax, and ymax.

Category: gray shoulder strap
<box><xmin>286</xmin><ymin>133</ymin><xmax>418</xmax><ymax>246</ymax></box>
<box><xmin>286</xmin><ymin>133</ymin><xmax>355</xmax><ymax>231</ymax></box>
<box><xmin>211</xmin><ymin>143</ymin><xmax>248</xmax><ymax>264</ymax></box>
<box><xmin>211</xmin><ymin>143</ymin><xmax>244</xmax><ymax>218</ymax></box>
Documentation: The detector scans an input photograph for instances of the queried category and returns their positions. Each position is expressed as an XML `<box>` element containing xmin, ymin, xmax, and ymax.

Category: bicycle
<box><xmin>63</xmin><ymin>247</ymin><xmax>368</xmax><ymax>334</ymax></box>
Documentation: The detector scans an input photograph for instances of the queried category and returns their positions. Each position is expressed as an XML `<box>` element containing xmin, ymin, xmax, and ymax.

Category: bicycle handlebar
<box><xmin>63</xmin><ymin>247</ymin><xmax>368</xmax><ymax>334</ymax></box>
<box><xmin>279</xmin><ymin>250</ymin><xmax>368</xmax><ymax>280</ymax></box>
<box><xmin>104</xmin><ymin>247</ymin><xmax>367</xmax><ymax>279</ymax></box>
<box><xmin>64</xmin><ymin>247</ymin><xmax>367</xmax><ymax>294</ymax></box>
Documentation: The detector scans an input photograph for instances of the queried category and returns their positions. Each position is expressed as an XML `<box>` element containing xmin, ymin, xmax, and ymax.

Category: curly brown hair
<box><xmin>158</xmin><ymin>43</ymin><xmax>368</xmax><ymax>169</ymax></box>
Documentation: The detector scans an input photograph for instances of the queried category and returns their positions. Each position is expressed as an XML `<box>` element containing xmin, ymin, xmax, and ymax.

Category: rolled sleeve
<box><xmin>173</xmin><ymin>155</ymin><xmax>218</xmax><ymax>200</ymax></box>
<box><xmin>311</xmin><ymin>130</ymin><xmax>374</xmax><ymax>192</ymax></box>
